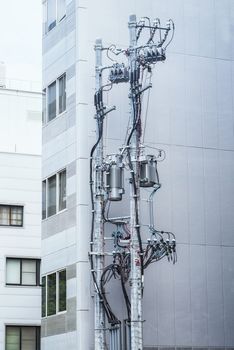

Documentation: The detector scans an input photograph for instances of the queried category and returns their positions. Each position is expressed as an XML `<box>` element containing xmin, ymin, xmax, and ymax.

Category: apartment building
<box><xmin>42</xmin><ymin>1</ymin><xmax>234</xmax><ymax>349</ymax></box>
<box><xmin>0</xmin><ymin>78</ymin><xmax>42</xmax><ymax>350</ymax></box>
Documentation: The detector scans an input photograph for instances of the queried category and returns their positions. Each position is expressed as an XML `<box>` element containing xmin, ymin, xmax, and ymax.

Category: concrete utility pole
<box><xmin>128</xmin><ymin>14</ymin><xmax>143</xmax><ymax>350</ymax></box>
<box><xmin>91</xmin><ymin>16</ymin><xmax>175</xmax><ymax>350</ymax></box>
<box><xmin>94</xmin><ymin>38</ymin><xmax>106</xmax><ymax>350</ymax></box>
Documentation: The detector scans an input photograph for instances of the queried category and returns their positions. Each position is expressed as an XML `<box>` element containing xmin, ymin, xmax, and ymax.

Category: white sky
<box><xmin>0</xmin><ymin>0</ymin><xmax>42</xmax><ymax>83</ymax></box>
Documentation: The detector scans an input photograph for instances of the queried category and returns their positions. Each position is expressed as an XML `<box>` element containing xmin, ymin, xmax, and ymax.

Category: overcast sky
<box><xmin>0</xmin><ymin>0</ymin><xmax>42</xmax><ymax>83</ymax></box>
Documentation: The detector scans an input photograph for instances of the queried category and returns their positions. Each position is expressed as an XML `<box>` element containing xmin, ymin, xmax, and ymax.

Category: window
<box><xmin>42</xmin><ymin>269</ymin><xmax>66</xmax><ymax>317</ymax></box>
<box><xmin>6</xmin><ymin>326</ymin><xmax>40</xmax><ymax>350</ymax></box>
<box><xmin>45</xmin><ymin>73</ymin><xmax>66</xmax><ymax>123</ymax></box>
<box><xmin>42</xmin><ymin>89</ymin><xmax>46</xmax><ymax>125</ymax></box>
<box><xmin>0</xmin><ymin>205</ymin><xmax>23</xmax><ymax>227</ymax></box>
<box><xmin>58</xmin><ymin>269</ymin><xmax>66</xmax><ymax>312</ymax></box>
<box><xmin>48</xmin><ymin>81</ymin><xmax>56</xmax><ymax>121</ymax></box>
<box><xmin>6</xmin><ymin>258</ymin><xmax>41</xmax><ymax>286</ymax></box>
<box><xmin>47</xmin><ymin>273</ymin><xmax>56</xmax><ymax>316</ymax></box>
<box><xmin>42</xmin><ymin>181</ymin><xmax>46</xmax><ymax>220</ymax></box>
<box><xmin>46</xmin><ymin>0</ymin><xmax>66</xmax><ymax>32</ymax></box>
<box><xmin>42</xmin><ymin>169</ymin><xmax>66</xmax><ymax>219</ymax></box>
<box><xmin>47</xmin><ymin>0</ymin><xmax>56</xmax><ymax>31</ymax></box>
<box><xmin>57</xmin><ymin>0</ymin><xmax>66</xmax><ymax>22</ymax></box>
<box><xmin>58</xmin><ymin>74</ymin><xmax>66</xmax><ymax>114</ymax></box>
<box><xmin>59</xmin><ymin>169</ymin><xmax>66</xmax><ymax>211</ymax></box>
<box><xmin>47</xmin><ymin>174</ymin><xmax>56</xmax><ymax>217</ymax></box>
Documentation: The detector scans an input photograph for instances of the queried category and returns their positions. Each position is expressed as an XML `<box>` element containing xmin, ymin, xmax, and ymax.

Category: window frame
<box><xmin>42</xmin><ymin>168</ymin><xmax>67</xmax><ymax>220</ymax></box>
<box><xmin>44</xmin><ymin>0</ymin><xmax>66</xmax><ymax>34</ymax></box>
<box><xmin>58</xmin><ymin>73</ymin><xmax>66</xmax><ymax>115</ymax></box>
<box><xmin>0</xmin><ymin>205</ymin><xmax>24</xmax><ymax>228</ymax></box>
<box><xmin>43</xmin><ymin>73</ymin><xmax>66</xmax><ymax>125</ymax></box>
<box><xmin>42</xmin><ymin>269</ymin><xmax>67</xmax><ymax>318</ymax></box>
<box><xmin>47</xmin><ymin>80</ymin><xmax>57</xmax><ymax>122</ymax></box>
<box><xmin>42</xmin><ymin>89</ymin><xmax>46</xmax><ymax>125</ymax></box>
<box><xmin>5</xmin><ymin>325</ymin><xmax>40</xmax><ymax>350</ymax></box>
<box><xmin>47</xmin><ymin>0</ymin><xmax>57</xmax><ymax>32</ymax></box>
<box><xmin>6</xmin><ymin>258</ymin><xmax>41</xmax><ymax>287</ymax></box>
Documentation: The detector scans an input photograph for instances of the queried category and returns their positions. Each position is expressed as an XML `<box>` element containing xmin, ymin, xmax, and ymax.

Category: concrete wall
<box><xmin>0</xmin><ymin>89</ymin><xmax>42</xmax><ymax>155</ymax></box>
<box><xmin>0</xmin><ymin>152</ymin><xmax>41</xmax><ymax>350</ymax></box>
<box><xmin>42</xmin><ymin>0</ymin><xmax>234</xmax><ymax>349</ymax></box>
<box><xmin>0</xmin><ymin>86</ymin><xmax>42</xmax><ymax>349</ymax></box>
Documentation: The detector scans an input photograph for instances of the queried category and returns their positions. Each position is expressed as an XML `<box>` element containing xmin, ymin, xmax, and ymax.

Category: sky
<box><xmin>0</xmin><ymin>0</ymin><xmax>42</xmax><ymax>83</ymax></box>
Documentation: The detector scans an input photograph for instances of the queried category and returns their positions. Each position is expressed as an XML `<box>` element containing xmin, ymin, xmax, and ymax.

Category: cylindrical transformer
<box><xmin>140</xmin><ymin>155</ymin><xmax>159</xmax><ymax>187</ymax></box>
<box><xmin>106</xmin><ymin>155</ymin><xmax>124</xmax><ymax>201</ymax></box>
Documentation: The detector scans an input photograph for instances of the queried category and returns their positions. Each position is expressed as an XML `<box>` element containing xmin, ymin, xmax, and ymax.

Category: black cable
<box><xmin>126</xmin><ymin>63</ymin><xmax>144</xmax><ymax>279</ymax></box>
<box><xmin>100</xmin><ymin>264</ymin><xmax>121</xmax><ymax>325</ymax></box>
<box><xmin>89</xmin><ymin>119</ymin><xmax>104</xmax><ymax>296</ymax></box>
<box><xmin>90</xmin><ymin>87</ymin><xmax>106</xmax><ymax>300</ymax></box>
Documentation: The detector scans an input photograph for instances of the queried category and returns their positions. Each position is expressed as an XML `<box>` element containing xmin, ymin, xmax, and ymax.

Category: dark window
<box><xmin>42</xmin><ymin>89</ymin><xmax>46</xmax><ymax>124</ymax></box>
<box><xmin>45</xmin><ymin>73</ymin><xmax>66</xmax><ymax>123</ymax></box>
<box><xmin>48</xmin><ymin>81</ymin><xmax>56</xmax><ymax>121</ymax></box>
<box><xmin>6</xmin><ymin>326</ymin><xmax>40</xmax><ymax>350</ymax></box>
<box><xmin>42</xmin><ymin>269</ymin><xmax>66</xmax><ymax>317</ymax></box>
<box><xmin>42</xmin><ymin>180</ymin><xmax>46</xmax><ymax>220</ymax></box>
<box><xmin>42</xmin><ymin>276</ymin><xmax>46</xmax><ymax>318</ymax></box>
<box><xmin>6</xmin><ymin>258</ymin><xmax>41</xmax><ymax>286</ymax></box>
<box><xmin>59</xmin><ymin>170</ymin><xmax>66</xmax><ymax>211</ymax></box>
<box><xmin>42</xmin><ymin>169</ymin><xmax>66</xmax><ymax>219</ymax></box>
<box><xmin>0</xmin><ymin>205</ymin><xmax>23</xmax><ymax>227</ymax></box>
<box><xmin>47</xmin><ymin>273</ymin><xmax>56</xmax><ymax>316</ymax></box>
<box><xmin>47</xmin><ymin>175</ymin><xmax>56</xmax><ymax>217</ymax></box>
<box><xmin>58</xmin><ymin>74</ymin><xmax>66</xmax><ymax>114</ymax></box>
<box><xmin>59</xmin><ymin>270</ymin><xmax>66</xmax><ymax>312</ymax></box>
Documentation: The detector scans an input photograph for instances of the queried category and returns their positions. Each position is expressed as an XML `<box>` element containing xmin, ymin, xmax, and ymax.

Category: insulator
<box><xmin>152</xmin><ymin>46</ymin><xmax>158</xmax><ymax>57</ymax></box>
<box><xmin>105</xmin><ymin>155</ymin><xmax>124</xmax><ymax>201</ymax></box>
<box><xmin>143</xmin><ymin>46</ymin><xmax>166</xmax><ymax>63</ymax></box>
<box><xmin>109</xmin><ymin>63</ymin><xmax>129</xmax><ymax>84</ymax></box>
<box><xmin>140</xmin><ymin>155</ymin><xmax>159</xmax><ymax>187</ymax></box>
<box><xmin>156</xmin><ymin>47</ymin><xmax>166</xmax><ymax>61</ymax></box>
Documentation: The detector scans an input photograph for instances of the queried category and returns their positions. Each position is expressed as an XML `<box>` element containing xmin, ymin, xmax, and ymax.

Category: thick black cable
<box><xmin>89</xmin><ymin>119</ymin><xmax>104</xmax><ymax>297</ymax></box>
<box><xmin>126</xmin><ymin>65</ymin><xmax>144</xmax><ymax>278</ymax></box>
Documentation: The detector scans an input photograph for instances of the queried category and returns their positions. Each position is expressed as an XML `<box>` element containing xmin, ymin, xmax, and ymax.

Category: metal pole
<box><xmin>94</xmin><ymin>38</ymin><xmax>106</xmax><ymax>350</ymax></box>
<box><xmin>128</xmin><ymin>15</ymin><xmax>143</xmax><ymax>350</ymax></box>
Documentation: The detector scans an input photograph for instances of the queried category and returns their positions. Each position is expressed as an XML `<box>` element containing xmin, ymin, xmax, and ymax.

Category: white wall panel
<box><xmin>203</xmin><ymin>149</ymin><xmax>221</xmax><ymax>245</ymax></box>
<box><xmin>174</xmin><ymin>244</ymin><xmax>192</xmax><ymax>346</ymax></box>
<box><xmin>188</xmin><ymin>148</ymin><xmax>205</xmax><ymax>244</ymax></box>
<box><xmin>206</xmin><ymin>245</ymin><xmax>224</xmax><ymax>346</ymax></box>
<box><xmin>41</xmin><ymin>0</ymin><xmax>234</xmax><ymax>348</ymax></box>
<box><xmin>171</xmin><ymin>146</ymin><xmax>189</xmax><ymax>244</ymax></box>
<box><xmin>222</xmin><ymin>247</ymin><xmax>234</xmax><ymax>346</ymax></box>
<box><xmin>190</xmin><ymin>245</ymin><xmax>208</xmax><ymax>346</ymax></box>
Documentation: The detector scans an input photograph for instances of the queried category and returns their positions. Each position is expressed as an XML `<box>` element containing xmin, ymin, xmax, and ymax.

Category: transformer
<box><xmin>105</xmin><ymin>155</ymin><xmax>125</xmax><ymax>201</ymax></box>
<box><xmin>140</xmin><ymin>155</ymin><xmax>159</xmax><ymax>187</ymax></box>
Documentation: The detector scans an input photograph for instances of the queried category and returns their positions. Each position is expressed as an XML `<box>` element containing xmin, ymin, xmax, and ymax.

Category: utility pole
<box><xmin>90</xmin><ymin>16</ymin><xmax>175</xmax><ymax>350</ymax></box>
<box><xmin>128</xmin><ymin>14</ymin><xmax>143</xmax><ymax>350</ymax></box>
<box><xmin>94</xmin><ymin>38</ymin><xmax>106</xmax><ymax>350</ymax></box>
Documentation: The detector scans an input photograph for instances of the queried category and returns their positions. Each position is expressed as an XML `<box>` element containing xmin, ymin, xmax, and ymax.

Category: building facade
<box><xmin>42</xmin><ymin>0</ymin><xmax>234</xmax><ymax>349</ymax></box>
<box><xmin>0</xmin><ymin>83</ymin><xmax>42</xmax><ymax>350</ymax></box>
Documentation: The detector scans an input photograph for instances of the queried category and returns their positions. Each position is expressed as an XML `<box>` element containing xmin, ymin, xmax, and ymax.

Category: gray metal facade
<box><xmin>42</xmin><ymin>0</ymin><xmax>234</xmax><ymax>349</ymax></box>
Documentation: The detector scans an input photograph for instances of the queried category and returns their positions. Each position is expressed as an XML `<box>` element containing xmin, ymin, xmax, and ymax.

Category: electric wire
<box><xmin>90</xmin><ymin>87</ymin><xmax>120</xmax><ymax>325</ymax></box>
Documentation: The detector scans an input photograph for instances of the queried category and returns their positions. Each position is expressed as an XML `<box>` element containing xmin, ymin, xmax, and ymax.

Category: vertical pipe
<box><xmin>128</xmin><ymin>14</ymin><xmax>143</xmax><ymax>350</ymax></box>
<box><xmin>94</xmin><ymin>38</ymin><xmax>106</xmax><ymax>350</ymax></box>
<box><xmin>119</xmin><ymin>324</ymin><xmax>122</xmax><ymax>350</ymax></box>
<box><xmin>110</xmin><ymin>329</ymin><xmax>113</xmax><ymax>350</ymax></box>
<box><xmin>128</xmin><ymin>322</ymin><xmax>131</xmax><ymax>350</ymax></box>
